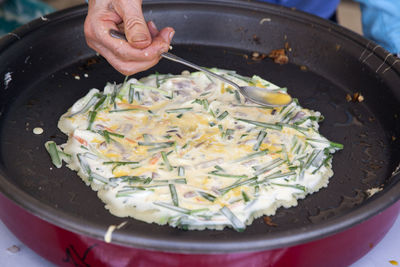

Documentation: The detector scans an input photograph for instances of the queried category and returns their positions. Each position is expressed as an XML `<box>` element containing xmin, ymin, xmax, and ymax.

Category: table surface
<box><xmin>1</xmin><ymin>215</ymin><xmax>399</xmax><ymax>267</ymax></box>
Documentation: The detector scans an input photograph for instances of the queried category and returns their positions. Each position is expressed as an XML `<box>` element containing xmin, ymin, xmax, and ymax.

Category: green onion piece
<box><xmin>77</xmin><ymin>153</ymin><xmax>91</xmax><ymax>176</ymax></box>
<box><xmin>138</xmin><ymin>141</ymin><xmax>175</xmax><ymax>147</ymax></box>
<box><xmin>165</xmin><ymin>107</ymin><xmax>193</xmax><ymax>113</ymax></box>
<box><xmin>312</xmin><ymin>154</ymin><xmax>333</xmax><ymax>174</ymax></box>
<box><xmin>197</xmin><ymin>191</ymin><xmax>216</xmax><ymax>202</ymax></box>
<box><xmin>220</xmin><ymin>206</ymin><xmax>245</xmax><ymax>232</ymax></box>
<box><xmin>242</xmin><ymin>191</ymin><xmax>250</xmax><ymax>202</ymax></box>
<box><xmin>103</xmin><ymin>161</ymin><xmax>140</xmax><ymax>165</ymax></box>
<box><xmin>202</xmin><ymin>99</ymin><xmax>209</xmax><ymax>110</ymax></box>
<box><xmin>169</xmin><ymin>184</ymin><xmax>179</xmax><ymax>206</ymax></box>
<box><xmin>130</xmin><ymin>83</ymin><xmax>169</xmax><ymax>96</ymax></box>
<box><xmin>258</xmin><ymin>171</ymin><xmax>297</xmax><ymax>183</ymax></box>
<box><xmin>109</xmin><ymin>108</ymin><xmax>141</xmax><ymax>113</ymax></box>
<box><xmin>143</xmin><ymin>133</ymin><xmax>151</xmax><ymax>142</ymax></box>
<box><xmin>178</xmin><ymin>166</ymin><xmax>185</xmax><ymax>177</ymax></box>
<box><xmin>128</xmin><ymin>85</ymin><xmax>135</xmax><ymax>103</ymax></box>
<box><xmin>45</xmin><ymin>141</ymin><xmax>62</xmax><ymax>168</ymax></box>
<box><xmin>271</xmin><ymin>183</ymin><xmax>306</xmax><ymax>192</ymax></box>
<box><xmin>234</xmin><ymin>90</ymin><xmax>241</xmax><ymax>103</ymax></box>
<box><xmin>87</xmin><ymin>111</ymin><xmax>97</xmax><ymax>130</ymax></box>
<box><xmin>93</xmin><ymin>95</ymin><xmax>107</xmax><ymax>111</ymax></box>
<box><xmin>217</xmin><ymin>111</ymin><xmax>229</xmax><ymax>121</ymax></box>
<box><xmin>253</xmin><ymin>131</ymin><xmax>267</xmax><ymax>151</ymax></box>
<box><xmin>208</xmin><ymin>172</ymin><xmax>248</xmax><ymax>179</ymax></box>
<box><xmin>116</xmin><ymin>187</ymin><xmax>146</xmax><ymax>198</ymax></box>
<box><xmin>90</xmin><ymin>172</ymin><xmax>117</xmax><ymax>187</ymax></box>
<box><xmin>153</xmin><ymin>202</ymin><xmax>190</xmax><ymax>214</ymax></box>
<box><xmin>233</xmin><ymin>150</ymin><xmax>268</xmax><ymax>163</ymax></box>
<box><xmin>67</xmin><ymin>94</ymin><xmax>99</xmax><ymax>118</ymax></box>
<box><xmin>218</xmin><ymin>177</ymin><xmax>257</xmax><ymax>194</ymax></box>
<box><xmin>235</xmin><ymin>118</ymin><xmax>282</xmax><ymax>130</ymax></box>
<box><xmin>161</xmin><ymin>151</ymin><xmax>173</xmax><ymax>171</ymax></box>
<box><xmin>254</xmin><ymin>158</ymin><xmax>284</xmax><ymax>176</ymax></box>
<box><xmin>214</xmin><ymin>165</ymin><xmax>225</xmax><ymax>172</ymax></box>
<box><xmin>102</xmin><ymin>131</ymin><xmax>124</xmax><ymax>139</ymax></box>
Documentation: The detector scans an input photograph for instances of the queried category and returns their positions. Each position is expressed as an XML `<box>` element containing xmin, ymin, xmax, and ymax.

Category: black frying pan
<box><xmin>1</xmin><ymin>0</ymin><xmax>400</xmax><ymax>253</ymax></box>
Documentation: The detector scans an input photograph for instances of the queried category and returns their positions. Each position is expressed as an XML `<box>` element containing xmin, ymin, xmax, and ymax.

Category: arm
<box><xmin>84</xmin><ymin>0</ymin><xmax>175</xmax><ymax>75</ymax></box>
<box><xmin>354</xmin><ymin>0</ymin><xmax>400</xmax><ymax>55</ymax></box>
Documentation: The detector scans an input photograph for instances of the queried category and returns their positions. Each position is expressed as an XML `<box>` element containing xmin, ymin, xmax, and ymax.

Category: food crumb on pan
<box><xmin>300</xmin><ymin>65</ymin><xmax>308</xmax><ymax>71</ymax></box>
<box><xmin>251</xmin><ymin>52</ymin><xmax>267</xmax><ymax>61</ymax></box>
<box><xmin>259</xmin><ymin>17</ymin><xmax>271</xmax><ymax>24</ymax></box>
<box><xmin>263</xmin><ymin>216</ymin><xmax>278</xmax><ymax>227</ymax></box>
<box><xmin>74</xmin><ymin>75</ymin><xmax>81</xmax><ymax>80</ymax></box>
<box><xmin>33</xmin><ymin>127</ymin><xmax>44</xmax><ymax>135</ymax></box>
<box><xmin>84</xmin><ymin>73</ymin><xmax>89</xmax><ymax>78</ymax></box>
<box><xmin>346</xmin><ymin>92</ymin><xmax>364</xmax><ymax>103</ymax></box>
<box><xmin>366</xmin><ymin>187</ymin><xmax>383</xmax><ymax>198</ymax></box>
<box><xmin>268</xmin><ymin>49</ymin><xmax>289</xmax><ymax>65</ymax></box>
<box><xmin>7</xmin><ymin>245</ymin><xmax>20</xmax><ymax>254</ymax></box>
<box><xmin>104</xmin><ymin>221</ymin><xmax>127</xmax><ymax>243</ymax></box>
<box><xmin>389</xmin><ymin>260</ymin><xmax>399</xmax><ymax>266</ymax></box>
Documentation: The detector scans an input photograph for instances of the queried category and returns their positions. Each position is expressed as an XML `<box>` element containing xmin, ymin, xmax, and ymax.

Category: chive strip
<box><xmin>220</xmin><ymin>206</ymin><xmax>245</xmax><ymax>232</ymax></box>
<box><xmin>242</xmin><ymin>191</ymin><xmax>250</xmax><ymax>202</ymax></box>
<box><xmin>234</xmin><ymin>90</ymin><xmax>241</xmax><ymax>103</ymax></box>
<box><xmin>87</xmin><ymin>111</ymin><xmax>97</xmax><ymax>130</ymax></box>
<box><xmin>178</xmin><ymin>166</ymin><xmax>185</xmax><ymax>177</ymax></box>
<box><xmin>312</xmin><ymin>154</ymin><xmax>333</xmax><ymax>174</ymax></box>
<box><xmin>254</xmin><ymin>158</ymin><xmax>284</xmax><ymax>176</ymax></box>
<box><xmin>233</xmin><ymin>150</ymin><xmax>268</xmax><ymax>163</ymax></box>
<box><xmin>90</xmin><ymin>172</ymin><xmax>117</xmax><ymax>187</ymax></box>
<box><xmin>165</xmin><ymin>107</ymin><xmax>193</xmax><ymax>113</ymax></box>
<box><xmin>271</xmin><ymin>183</ymin><xmax>306</xmax><ymax>192</ymax></box>
<box><xmin>116</xmin><ymin>187</ymin><xmax>146</xmax><ymax>197</ymax></box>
<box><xmin>161</xmin><ymin>151</ymin><xmax>173</xmax><ymax>171</ymax></box>
<box><xmin>130</xmin><ymin>83</ymin><xmax>169</xmax><ymax>96</ymax></box>
<box><xmin>109</xmin><ymin>176</ymin><xmax>151</xmax><ymax>184</ymax></box>
<box><xmin>259</xmin><ymin>171</ymin><xmax>297</xmax><ymax>183</ymax></box>
<box><xmin>138</xmin><ymin>141</ymin><xmax>175</xmax><ymax>147</ymax></box>
<box><xmin>153</xmin><ymin>202</ymin><xmax>190</xmax><ymax>214</ymax></box>
<box><xmin>109</xmin><ymin>108</ymin><xmax>141</xmax><ymax>113</ymax></box>
<box><xmin>306</xmin><ymin>138</ymin><xmax>344</xmax><ymax>150</ymax></box>
<box><xmin>197</xmin><ymin>191</ymin><xmax>216</xmax><ymax>202</ymax></box>
<box><xmin>103</xmin><ymin>161</ymin><xmax>140</xmax><ymax>165</ymax></box>
<box><xmin>153</xmin><ymin>178</ymin><xmax>187</xmax><ymax>184</ymax></box>
<box><xmin>217</xmin><ymin>111</ymin><xmax>229</xmax><ymax>121</ymax></box>
<box><xmin>208</xmin><ymin>172</ymin><xmax>248</xmax><ymax>179</ymax></box>
<box><xmin>128</xmin><ymin>85</ymin><xmax>135</xmax><ymax>103</ymax></box>
<box><xmin>253</xmin><ymin>131</ymin><xmax>267</xmax><ymax>151</ymax></box>
<box><xmin>94</xmin><ymin>95</ymin><xmax>107</xmax><ymax>111</ymax></box>
<box><xmin>76</xmin><ymin>153</ymin><xmax>91</xmax><ymax>176</ymax></box>
<box><xmin>45</xmin><ymin>141</ymin><xmax>62</xmax><ymax>168</ymax></box>
<box><xmin>235</xmin><ymin>118</ymin><xmax>282</xmax><ymax>130</ymax></box>
<box><xmin>218</xmin><ymin>177</ymin><xmax>257</xmax><ymax>194</ymax></box>
<box><xmin>277</xmin><ymin>123</ymin><xmax>308</xmax><ymax>133</ymax></box>
<box><xmin>67</xmin><ymin>95</ymin><xmax>99</xmax><ymax>117</ymax></box>
<box><xmin>169</xmin><ymin>184</ymin><xmax>179</xmax><ymax>206</ymax></box>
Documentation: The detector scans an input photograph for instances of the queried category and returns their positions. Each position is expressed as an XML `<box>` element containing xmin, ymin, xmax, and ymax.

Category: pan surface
<box><xmin>1</xmin><ymin>0</ymin><xmax>400</xmax><ymax>253</ymax></box>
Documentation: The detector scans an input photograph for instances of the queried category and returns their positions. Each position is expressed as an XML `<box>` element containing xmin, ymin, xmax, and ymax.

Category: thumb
<box><xmin>114</xmin><ymin>0</ymin><xmax>151</xmax><ymax>49</ymax></box>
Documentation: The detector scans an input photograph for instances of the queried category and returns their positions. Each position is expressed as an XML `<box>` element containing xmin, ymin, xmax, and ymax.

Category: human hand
<box><xmin>84</xmin><ymin>0</ymin><xmax>175</xmax><ymax>75</ymax></box>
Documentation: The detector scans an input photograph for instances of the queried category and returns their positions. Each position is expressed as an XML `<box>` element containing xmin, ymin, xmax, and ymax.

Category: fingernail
<box><xmin>131</xmin><ymin>33</ymin><xmax>148</xmax><ymax>43</ymax></box>
<box><xmin>169</xmin><ymin>31</ymin><xmax>175</xmax><ymax>42</ymax></box>
<box><xmin>149</xmin><ymin>21</ymin><xmax>158</xmax><ymax>31</ymax></box>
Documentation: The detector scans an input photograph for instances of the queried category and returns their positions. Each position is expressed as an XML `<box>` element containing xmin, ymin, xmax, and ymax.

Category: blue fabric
<box><xmin>355</xmin><ymin>0</ymin><xmax>400</xmax><ymax>54</ymax></box>
<box><xmin>0</xmin><ymin>0</ymin><xmax>54</xmax><ymax>35</ymax></box>
<box><xmin>258</xmin><ymin>0</ymin><xmax>340</xmax><ymax>19</ymax></box>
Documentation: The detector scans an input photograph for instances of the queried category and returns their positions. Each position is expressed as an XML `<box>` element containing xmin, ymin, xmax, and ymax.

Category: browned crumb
<box><xmin>369</xmin><ymin>243</ymin><xmax>374</xmax><ymax>248</ymax></box>
<box><xmin>7</xmin><ymin>245</ymin><xmax>20</xmax><ymax>253</ymax></box>
<box><xmin>263</xmin><ymin>216</ymin><xmax>278</xmax><ymax>227</ymax></box>
<box><xmin>268</xmin><ymin>49</ymin><xmax>289</xmax><ymax>65</ymax></box>
<box><xmin>346</xmin><ymin>92</ymin><xmax>364</xmax><ymax>103</ymax></box>
<box><xmin>251</xmin><ymin>52</ymin><xmax>267</xmax><ymax>61</ymax></box>
<box><xmin>300</xmin><ymin>65</ymin><xmax>308</xmax><ymax>71</ymax></box>
<box><xmin>335</xmin><ymin>44</ymin><xmax>341</xmax><ymax>51</ymax></box>
<box><xmin>392</xmin><ymin>136</ymin><xmax>397</xmax><ymax>141</ymax></box>
<box><xmin>389</xmin><ymin>260</ymin><xmax>399</xmax><ymax>266</ymax></box>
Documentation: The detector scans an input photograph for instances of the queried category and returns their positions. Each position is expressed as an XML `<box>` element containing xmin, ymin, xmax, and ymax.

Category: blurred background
<box><xmin>1</xmin><ymin>0</ymin><xmax>362</xmax><ymax>36</ymax></box>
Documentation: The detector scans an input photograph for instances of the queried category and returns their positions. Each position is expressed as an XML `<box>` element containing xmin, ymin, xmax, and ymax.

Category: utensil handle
<box><xmin>160</xmin><ymin>52</ymin><xmax>239</xmax><ymax>89</ymax></box>
<box><xmin>109</xmin><ymin>29</ymin><xmax>239</xmax><ymax>89</ymax></box>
